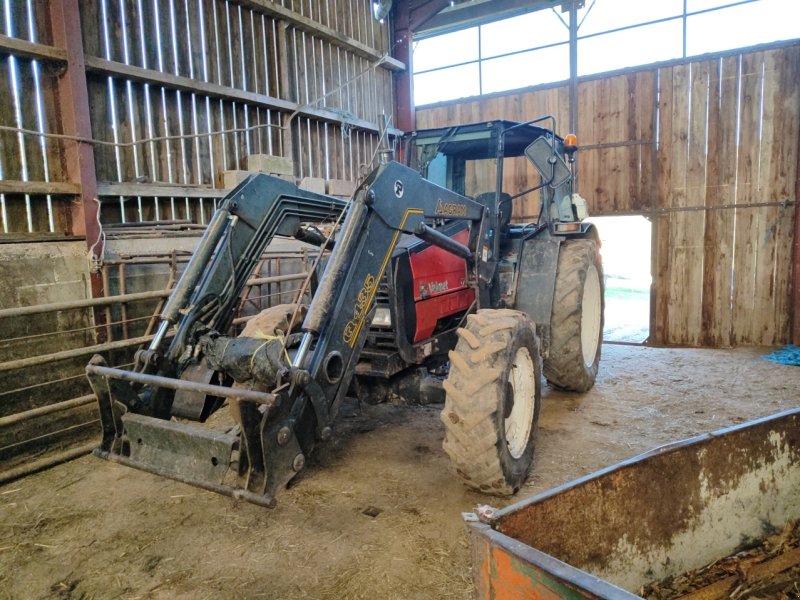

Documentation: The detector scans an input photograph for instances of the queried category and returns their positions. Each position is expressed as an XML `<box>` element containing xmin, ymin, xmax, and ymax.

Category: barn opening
<box><xmin>586</xmin><ymin>215</ymin><xmax>652</xmax><ymax>344</ymax></box>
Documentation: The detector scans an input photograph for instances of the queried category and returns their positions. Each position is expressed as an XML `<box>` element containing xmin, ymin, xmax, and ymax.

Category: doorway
<box><xmin>585</xmin><ymin>216</ymin><xmax>651</xmax><ymax>343</ymax></box>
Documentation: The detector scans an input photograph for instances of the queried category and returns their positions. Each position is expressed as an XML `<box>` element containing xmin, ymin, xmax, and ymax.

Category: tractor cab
<box><xmin>403</xmin><ymin>119</ymin><xmax>587</xmax><ymax>235</ymax></box>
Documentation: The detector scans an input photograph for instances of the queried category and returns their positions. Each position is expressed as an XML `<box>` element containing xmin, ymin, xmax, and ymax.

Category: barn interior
<box><xmin>1</xmin><ymin>1</ymin><xmax>799</xmax><ymax>598</ymax></box>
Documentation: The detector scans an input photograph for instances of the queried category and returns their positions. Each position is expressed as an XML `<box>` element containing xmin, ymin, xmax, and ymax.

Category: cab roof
<box><xmin>408</xmin><ymin>120</ymin><xmax>563</xmax><ymax>160</ymax></box>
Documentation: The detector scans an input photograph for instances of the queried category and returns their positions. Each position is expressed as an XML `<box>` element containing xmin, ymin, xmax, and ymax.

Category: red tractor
<box><xmin>87</xmin><ymin>117</ymin><xmax>603</xmax><ymax>506</ymax></box>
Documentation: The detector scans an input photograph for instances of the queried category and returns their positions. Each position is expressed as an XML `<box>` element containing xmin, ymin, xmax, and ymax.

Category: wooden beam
<box><xmin>48</xmin><ymin>0</ymin><xmax>102</xmax><ymax>242</ymax></box>
<box><xmin>0</xmin><ymin>180</ymin><xmax>81</xmax><ymax>195</ymax></box>
<box><xmin>0</xmin><ymin>34</ymin><xmax>67</xmax><ymax>64</ymax></box>
<box><xmin>408</xmin><ymin>0</ymin><xmax>452</xmax><ymax>32</ymax></box>
<box><xmin>236</xmin><ymin>0</ymin><xmax>405</xmax><ymax>71</ymax></box>
<box><xmin>415</xmin><ymin>0</ymin><xmax>568</xmax><ymax>37</ymax></box>
<box><xmin>83</xmin><ymin>56</ymin><xmax>400</xmax><ymax>136</ymax></box>
<box><xmin>97</xmin><ymin>182</ymin><xmax>228</xmax><ymax>198</ymax></box>
<box><xmin>49</xmin><ymin>0</ymin><xmax>107</xmax><ymax>339</ymax></box>
<box><xmin>85</xmin><ymin>54</ymin><xmax>294</xmax><ymax>110</ymax></box>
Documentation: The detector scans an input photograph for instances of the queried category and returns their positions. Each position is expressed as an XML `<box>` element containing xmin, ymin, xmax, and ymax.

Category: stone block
<box><xmin>222</xmin><ymin>170</ymin><xmax>254</xmax><ymax>189</ymax></box>
<box><xmin>246</xmin><ymin>154</ymin><xmax>294</xmax><ymax>176</ymax></box>
<box><xmin>326</xmin><ymin>179</ymin><xmax>356</xmax><ymax>198</ymax></box>
<box><xmin>299</xmin><ymin>177</ymin><xmax>326</xmax><ymax>195</ymax></box>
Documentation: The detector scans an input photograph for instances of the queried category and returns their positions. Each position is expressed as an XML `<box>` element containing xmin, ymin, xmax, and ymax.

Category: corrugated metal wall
<box><xmin>417</xmin><ymin>42</ymin><xmax>800</xmax><ymax>348</ymax></box>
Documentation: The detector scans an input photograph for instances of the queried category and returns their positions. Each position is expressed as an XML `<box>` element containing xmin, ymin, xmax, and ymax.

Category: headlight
<box><xmin>371</xmin><ymin>307</ymin><xmax>392</xmax><ymax>327</ymax></box>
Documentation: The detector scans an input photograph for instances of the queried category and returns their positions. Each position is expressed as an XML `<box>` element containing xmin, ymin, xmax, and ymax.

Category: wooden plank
<box><xmin>111</xmin><ymin>76</ymin><xmax>136</xmax><ymax>186</ymax></box>
<box><xmin>663</xmin><ymin>64</ymin><xmax>690</xmax><ymax>344</ymax></box>
<box><xmin>0</xmin><ymin>180</ymin><xmax>80</xmax><ymax>195</ymax></box>
<box><xmin>632</xmin><ymin>70</ymin><xmax>656</xmax><ymax>213</ymax></box>
<box><xmin>0</xmin><ymin>33</ymin><xmax>67</xmax><ymax>64</ymax></box>
<box><xmin>753</xmin><ymin>47</ymin><xmax>800</xmax><ymax>345</ymax></box>
<box><xmin>731</xmin><ymin>52</ymin><xmax>764</xmax><ymax>345</ymax></box>
<box><xmin>96</xmin><ymin>182</ymin><xmax>228</xmax><ymax>198</ymax></box>
<box><xmin>700</xmin><ymin>56</ymin><xmax>738</xmax><ymax>347</ymax></box>
<box><xmin>78</xmin><ymin>0</ymin><xmax>101</xmax><ymax>58</ymax></box>
<box><xmin>16</xmin><ymin>58</ymin><xmax>44</xmax><ymax>187</ymax></box>
<box><xmin>8</xmin><ymin>2</ymin><xmax>29</xmax><ymax>48</ymax></box>
<box><xmin>0</xmin><ymin>55</ymin><xmax>22</xmax><ymax>184</ymax></box>
<box><xmin>752</xmin><ymin>50</ymin><xmax>781</xmax><ymax>345</ymax></box>
<box><xmin>653</xmin><ymin>65</ymin><xmax>674</xmax><ymax>344</ymax></box>
<box><xmin>677</xmin><ymin>59</ymin><xmax>711</xmax><ymax>346</ymax></box>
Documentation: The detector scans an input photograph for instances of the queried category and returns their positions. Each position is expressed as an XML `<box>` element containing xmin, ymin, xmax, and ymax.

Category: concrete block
<box><xmin>222</xmin><ymin>170</ymin><xmax>254</xmax><ymax>189</ymax></box>
<box><xmin>246</xmin><ymin>154</ymin><xmax>294</xmax><ymax>176</ymax></box>
<box><xmin>299</xmin><ymin>177</ymin><xmax>326</xmax><ymax>195</ymax></box>
<box><xmin>326</xmin><ymin>179</ymin><xmax>357</xmax><ymax>198</ymax></box>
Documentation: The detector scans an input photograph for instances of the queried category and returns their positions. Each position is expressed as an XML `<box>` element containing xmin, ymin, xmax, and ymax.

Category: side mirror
<box><xmin>525</xmin><ymin>137</ymin><xmax>571</xmax><ymax>188</ymax></box>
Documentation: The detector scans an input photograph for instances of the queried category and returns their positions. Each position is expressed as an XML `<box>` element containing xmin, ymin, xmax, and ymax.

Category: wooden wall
<box><xmin>0</xmin><ymin>2</ymin><xmax>73</xmax><ymax>234</ymax></box>
<box><xmin>417</xmin><ymin>43</ymin><xmax>800</xmax><ymax>347</ymax></box>
<box><xmin>0</xmin><ymin>0</ymin><xmax>396</xmax><ymax>233</ymax></box>
<box><xmin>81</xmin><ymin>0</ymin><xmax>395</xmax><ymax>225</ymax></box>
<box><xmin>0</xmin><ymin>0</ymin><xmax>396</xmax><ymax>467</ymax></box>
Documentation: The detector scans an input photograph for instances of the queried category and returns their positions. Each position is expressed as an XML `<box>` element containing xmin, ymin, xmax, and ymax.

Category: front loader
<box><xmin>86</xmin><ymin>116</ymin><xmax>603</xmax><ymax>506</ymax></box>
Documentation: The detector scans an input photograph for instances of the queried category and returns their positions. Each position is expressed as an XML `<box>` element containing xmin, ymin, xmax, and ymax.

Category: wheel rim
<box><xmin>505</xmin><ymin>347</ymin><xmax>536</xmax><ymax>459</ymax></box>
<box><xmin>581</xmin><ymin>264</ymin><xmax>602</xmax><ymax>367</ymax></box>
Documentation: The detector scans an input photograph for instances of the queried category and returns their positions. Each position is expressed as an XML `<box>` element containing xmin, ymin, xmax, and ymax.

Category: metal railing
<box><xmin>0</xmin><ymin>246</ymin><xmax>316</xmax><ymax>477</ymax></box>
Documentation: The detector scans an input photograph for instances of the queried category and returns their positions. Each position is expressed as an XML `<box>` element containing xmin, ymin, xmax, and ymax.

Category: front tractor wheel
<box><xmin>441</xmin><ymin>309</ymin><xmax>542</xmax><ymax>495</ymax></box>
<box><xmin>544</xmin><ymin>239</ymin><xmax>604</xmax><ymax>392</ymax></box>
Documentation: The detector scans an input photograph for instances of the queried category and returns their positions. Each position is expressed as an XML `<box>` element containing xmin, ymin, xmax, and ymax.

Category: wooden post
<box><xmin>793</xmin><ymin>124</ymin><xmax>800</xmax><ymax>344</ymax></box>
<box><xmin>48</xmin><ymin>0</ymin><xmax>101</xmax><ymax>250</ymax></box>
<box><xmin>277</xmin><ymin>19</ymin><xmax>295</xmax><ymax>167</ymax></box>
<box><xmin>48</xmin><ymin>0</ymin><xmax>106</xmax><ymax>338</ymax></box>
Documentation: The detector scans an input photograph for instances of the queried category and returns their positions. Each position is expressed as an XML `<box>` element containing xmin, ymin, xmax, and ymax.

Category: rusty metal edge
<box><xmin>493</xmin><ymin>407</ymin><xmax>800</xmax><ymax>524</ymax></box>
<box><xmin>466</xmin><ymin>521</ymin><xmax>641</xmax><ymax>599</ymax></box>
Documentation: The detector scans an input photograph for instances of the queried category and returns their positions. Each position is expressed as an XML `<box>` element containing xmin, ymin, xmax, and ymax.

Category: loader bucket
<box><xmin>86</xmin><ymin>354</ymin><xmax>283</xmax><ymax>507</ymax></box>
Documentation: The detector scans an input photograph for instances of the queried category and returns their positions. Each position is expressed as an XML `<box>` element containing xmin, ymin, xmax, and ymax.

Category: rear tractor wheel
<box><xmin>544</xmin><ymin>239</ymin><xmax>604</xmax><ymax>392</ymax></box>
<box><xmin>441</xmin><ymin>309</ymin><xmax>542</xmax><ymax>495</ymax></box>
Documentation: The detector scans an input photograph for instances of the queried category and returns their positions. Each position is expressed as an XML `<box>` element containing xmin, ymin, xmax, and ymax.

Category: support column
<box><xmin>568</xmin><ymin>0</ymin><xmax>578</xmax><ymax>135</ymax></box>
<box><xmin>568</xmin><ymin>0</ymin><xmax>579</xmax><ymax>194</ymax></box>
<box><xmin>48</xmin><ymin>0</ymin><xmax>101</xmax><ymax>253</ymax></box>
<box><xmin>48</xmin><ymin>0</ymin><xmax>106</xmax><ymax>338</ymax></box>
<box><xmin>393</xmin><ymin>2</ymin><xmax>414</xmax><ymax>133</ymax></box>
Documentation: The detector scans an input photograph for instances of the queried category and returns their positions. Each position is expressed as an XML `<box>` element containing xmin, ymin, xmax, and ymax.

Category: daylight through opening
<box><xmin>586</xmin><ymin>216</ymin><xmax>652</xmax><ymax>344</ymax></box>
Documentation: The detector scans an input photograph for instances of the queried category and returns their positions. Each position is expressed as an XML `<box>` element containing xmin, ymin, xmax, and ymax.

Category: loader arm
<box><xmin>153</xmin><ymin>175</ymin><xmax>347</xmax><ymax>367</ymax></box>
<box><xmin>294</xmin><ymin>160</ymin><xmax>487</xmax><ymax>418</ymax></box>
<box><xmin>86</xmin><ymin>163</ymin><xmax>492</xmax><ymax>505</ymax></box>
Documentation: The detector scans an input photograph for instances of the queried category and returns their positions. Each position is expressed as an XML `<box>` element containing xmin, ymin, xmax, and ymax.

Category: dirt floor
<box><xmin>1</xmin><ymin>344</ymin><xmax>799</xmax><ymax>600</ymax></box>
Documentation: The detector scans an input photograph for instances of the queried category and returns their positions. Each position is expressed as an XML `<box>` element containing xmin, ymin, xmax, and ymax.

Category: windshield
<box><xmin>408</xmin><ymin>121</ymin><xmax>566</xmax><ymax>223</ymax></box>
